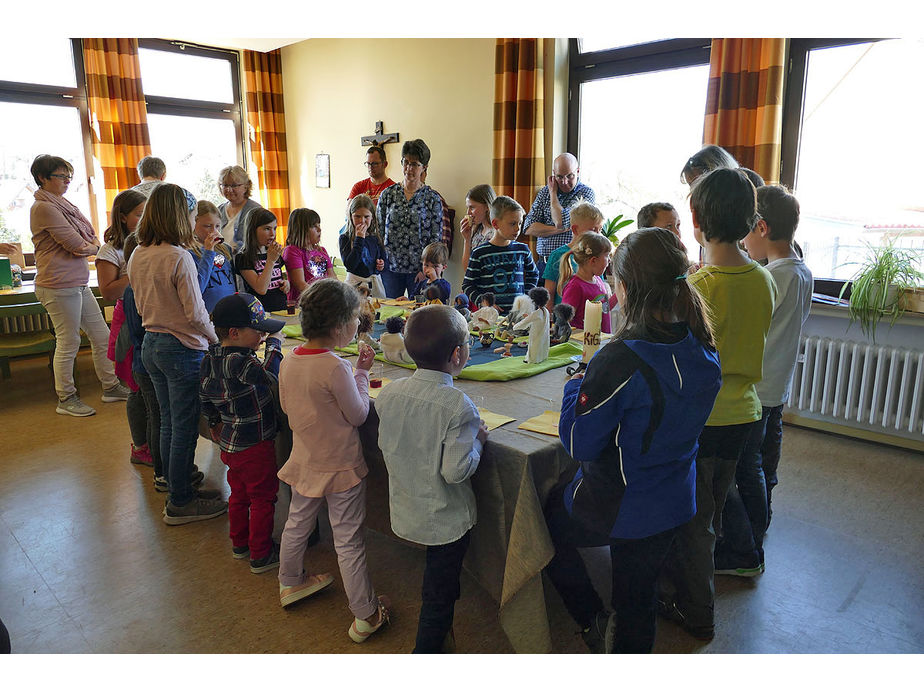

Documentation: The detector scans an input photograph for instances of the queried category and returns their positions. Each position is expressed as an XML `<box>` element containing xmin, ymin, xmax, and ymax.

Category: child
<box><xmin>412</xmin><ymin>242</ymin><xmax>451</xmax><ymax>303</ymax></box>
<box><xmin>459</xmin><ymin>184</ymin><xmax>497</xmax><ymax>273</ymax></box>
<box><xmin>462</xmin><ymin>196</ymin><xmax>538</xmax><ymax>312</ymax></box>
<box><xmin>276</xmin><ymin>279</ymin><xmax>389</xmax><ymax>642</ymax></box>
<box><xmin>234</xmin><ymin>208</ymin><xmax>290</xmax><ymax>313</ymax></box>
<box><xmin>339</xmin><ymin>194</ymin><xmax>387</xmax><ymax>298</ymax></box>
<box><xmin>542</xmin><ymin>201</ymin><xmax>605</xmax><ymax>305</ymax></box>
<box><xmin>127</xmin><ymin>184</ymin><xmax>226</xmax><ymax>523</ymax></box>
<box><xmin>381</xmin><ymin>315</ymin><xmax>413</xmax><ymax>364</ymax></box>
<box><xmin>717</xmin><ymin>185</ymin><xmax>813</xmax><ymax>575</ymax></box>
<box><xmin>513</xmin><ymin>286</ymin><xmax>550</xmax><ymax>363</ymax></box>
<box><xmin>547</xmin><ymin>227</ymin><xmax>721</xmax><ymax>654</ymax></box>
<box><xmin>469</xmin><ymin>292</ymin><xmax>499</xmax><ymax>332</ymax></box>
<box><xmin>657</xmin><ymin>168</ymin><xmax>776</xmax><ymax>641</ymax></box>
<box><xmin>283</xmin><ymin>208</ymin><xmax>336</xmax><ymax>303</ymax></box>
<box><xmin>191</xmin><ymin>200</ymin><xmax>236</xmax><ymax>313</ymax></box>
<box><xmin>200</xmin><ymin>293</ymin><xmax>286</xmax><ymax>573</ymax></box>
<box><xmin>637</xmin><ymin>202</ymin><xmax>681</xmax><ymax>239</ymax></box>
<box><xmin>376</xmin><ymin>304</ymin><xmax>489</xmax><ymax>653</ymax></box>
<box><xmin>559</xmin><ymin>232</ymin><xmax>619</xmax><ymax>332</ymax></box>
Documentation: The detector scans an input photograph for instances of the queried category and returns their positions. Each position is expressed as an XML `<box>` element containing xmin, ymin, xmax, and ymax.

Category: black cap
<box><xmin>210</xmin><ymin>292</ymin><xmax>285</xmax><ymax>333</ymax></box>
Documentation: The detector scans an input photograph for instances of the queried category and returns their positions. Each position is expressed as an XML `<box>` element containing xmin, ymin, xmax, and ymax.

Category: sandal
<box><xmin>348</xmin><ymin>594</ymin><xmax>391</xmax><ymax>643</ymax></box>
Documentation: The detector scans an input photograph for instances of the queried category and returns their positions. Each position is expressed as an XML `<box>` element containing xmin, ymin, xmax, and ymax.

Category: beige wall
<box><xmin>281</xmin><ymin>38</ymin><xmax>496</xmax><ymax>289</ymax></box>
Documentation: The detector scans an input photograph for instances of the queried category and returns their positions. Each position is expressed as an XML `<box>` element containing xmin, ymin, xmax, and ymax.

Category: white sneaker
<box><xmin>56</xmin><ymin>395</ymin><xmax>96</xmax><ymax>417</ymax></box>
<box><xmin>101</xmin><ymin>384</ymin><xmax>131</xmax><ymax>402</ymax></box>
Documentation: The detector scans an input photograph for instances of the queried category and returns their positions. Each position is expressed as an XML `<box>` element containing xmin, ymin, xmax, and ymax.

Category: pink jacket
<box><xmin>30</xmin><ymin>190</ymin><xmax>99</xmax><ymax>289</ymax></box>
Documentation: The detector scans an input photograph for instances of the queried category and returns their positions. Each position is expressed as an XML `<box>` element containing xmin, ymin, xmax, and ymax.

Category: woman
<box><xmin>30</xmin><ymin>154</ymin><xmax>128</xmax><ymax>417</ymax></box>
<box><xmin>374</xmin><ymin>139</ymin><xmax>443</xmax><ymax>298</ymax></box>
<box><xmin>680</xmin><ymin>145</ymin><xmax>739</xmax><ymax>187</ymax></box>
<box><xmin>217</xmin><ymin>165</ymin><xmax>263</xmax><ymax>251</ymax></box>
<box><xmin>459</xmin><ymin>184</ymin><xmax>497</xmax><ymax>275</ymax></box>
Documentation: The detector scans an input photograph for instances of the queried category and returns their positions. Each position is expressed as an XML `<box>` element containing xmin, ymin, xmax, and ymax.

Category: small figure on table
<box><xmin>453</xmin><ymin>293</ymin><xmax>471</xmax><ymax>320</ymax></box>
<box><xmin>469</xmin><ymin>292</ymin><xmax>499</xmax><ymax>332</ymax></box>
<box><xmin>422</xmin><ymin>284</ymin><xmax>444</xmax><ymax>307</ymax></box>
<box><xmin>514</xmin><ymin>286</ymin><xmax>551</xmax><ymax>364</ymax></box>
<box><xmin>380</xmin><ymin>315</ymin><xmax>414</xmax><ymax>364</ymax></box>
<box><xmin>550</xmin><ymin>303</ymin><xmax>575</xmax><ymax>344</ymax></box>
<box><xmin>357</xmin><ymin>310</ymin><xmax>380</xmax><ymax>353</ymax></box>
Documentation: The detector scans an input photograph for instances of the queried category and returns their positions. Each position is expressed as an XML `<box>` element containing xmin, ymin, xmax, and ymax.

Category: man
<box><xmin>523</xmin><ymin>153</ymin><xmax>596</xmax><ymax>269</ymax></box>
<box><xmin>131</xmin><ymin>156</ymin><xmax>196</xmax><ymax>210</ymax></box>
<box><xmin>348</xmin><ymin>146</ymin><xmax>396</xmax><ymax>206</ymax></box>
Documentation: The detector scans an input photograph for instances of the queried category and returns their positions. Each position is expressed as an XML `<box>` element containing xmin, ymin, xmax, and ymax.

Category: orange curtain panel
<box><xmin>492</xmin><ymin>39</ymin><xmax>546</xmax><ymax>217</ymax></box>
<box><xmin>82</xmin><ymin>38</ymin><xmax>151</xmax><ymax>223</ymax></box>
<box><xmin>703</xmin><ymin>38</ymin><xmax>786</xmax><ymax>184</ymax></box>
<box><xmin>243</xmin><ymin>49</ymin><xmax>291</xmax><ymax>243</ymax></box>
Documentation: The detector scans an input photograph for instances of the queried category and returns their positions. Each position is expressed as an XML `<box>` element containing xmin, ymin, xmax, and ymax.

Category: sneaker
<box><xmin>580</xmin><ymin>610</ymin><xmax>612</xmax><ymax>654</ymax></box>
<box><xmin>280</xmin><ymin>573</ymin><xmax>335</xmax><ymax>607</ymax></box>
<box><xmin>196</xmin><ymin>488</ymin><xmax>223</xmax><ymax>500</ymax></box>
<box><xmin>153</xmin><ymin>475</ymin><xmax>168</xmax><ymax>492</ymax></box>
<box><xmin>348</xmin><ymin>595</ymin><xmax>391</xmax><ymax>643</ymax></box>
<box><xmin>130</xmin><ymin>443</ymin><xmax>154</xmax><ymax>467</ymax></box>
<box><xmin>101</xmin><ymin>384</ymin><xmax>131</xmax><ymax>402</ymax></box>
<box><xmin>656</xmin><ymin>598</ymin><xmax>714</xmax><ymax>641</ymax></box>
<box><xmin>250</xmin><ymin>544</ymin><xmax>280</xmax><ymax>574</ymax></box>
<box><xmin>162</xmin><ymin>497</ymin><xmax>228</xmax><ymax>525</ymax></box>
<box><xmin>715</xmin><ymin>563</ymin><xmax>765</xmax><ymax>577</ymax></box>
<box><xmin>232</xmin><ymin>546</ymin><xmax>250</xmax><ymax>560</ymax></box>
<box><xmin>56</xmin><ymin>395</ymin><xmax>96</xmax><ymax>417</ymax></box>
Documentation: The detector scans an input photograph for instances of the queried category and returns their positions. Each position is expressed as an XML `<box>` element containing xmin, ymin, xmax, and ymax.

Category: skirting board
<box><xmin>782</xmin><ymin>412</ymin><xmax>924</xmax><ymax>453</ymax></box>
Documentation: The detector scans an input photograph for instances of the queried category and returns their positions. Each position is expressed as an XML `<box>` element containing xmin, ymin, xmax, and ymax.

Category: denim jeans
<box><xmin>761</xmin><ymin>405</ymin><xmax>784</xmax><ymax>525</ymax></box>
<box><xmin>133</xmin><ymin>370</ymin><xmax>163</xmax><ymax>478</ymax></box>
<box><xmin>380</xmin><ymin>267</ymin><xmax>419</xmax><ymax>299</ymax></box>
<box><xmin>414</xmin><ymin>531</ymin><xmax>471</xmax><ymax>654</ymax></box>
<box><xmin>141</xmin><ymin>332</ymin><xmax>204</xmax><ymax>506</ymax></box>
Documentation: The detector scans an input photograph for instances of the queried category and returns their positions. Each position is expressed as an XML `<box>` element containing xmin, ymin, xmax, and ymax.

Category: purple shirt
<box><xmin>282</xmin><ymin>245</ymin><xmax>332</xmax><ymax>302</ymax></box>
<box><xmin>561</xmin><ymin>275</ymin><xmax>612</xmax><ymax>332</ymax></box>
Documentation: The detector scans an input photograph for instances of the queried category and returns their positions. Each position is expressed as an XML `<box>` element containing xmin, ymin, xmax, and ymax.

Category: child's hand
<box><xmin>476</xmin><ymin>420</ymin><xmax>489</xmax><ymax>444</ymax></box>
<box><xmin>281</xmin><ymin>279</ymin><xmax>290</xmax><ymax>295</ymax></box>
<box><xmin>355</xmin><ymin>218</ymin><xmax>369</xmax><ymax>238</ymax></box>
<box><xmin>460</xmin><ymin>214</ymin><xmax>473</xmax><ymax>241</ymax></box>
<box><xmin>414</xmin><ymin>270</ymin><xmax>426</xmax><ymax>284</ymax></box>
<box><xmin>267</xmin><ymin>330</ymin><xmax>285</xmax><ymax>343</ymax></box>
<box><xmin>356</xmin><ymin>344</ymin><xmax>375</xmax><ymax>371</ymax></box>
<box><xmin>375</xmin><ymin>258</ymin><xmax>385</xmax><ymax>271</ymax></box>
<box><xmin>203</xmin><ymin>231</ymin><xmax>222</xmax><ymax>251</ymax></box>
<box><xmin>266</xmin><ymin>240</ymin><xmax>283</xmax><ymax>262</ymax></box>
<box><xmin>569</xmin><ymin>371</ymin><xmax>585</xmax><ymax>382</ymax></box>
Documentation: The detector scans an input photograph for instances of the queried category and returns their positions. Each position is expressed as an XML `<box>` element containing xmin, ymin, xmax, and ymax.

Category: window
<box><xmin>569</xmin><ymin>39</ymin><xmax>711</xmax><ymax>258</ymax></box>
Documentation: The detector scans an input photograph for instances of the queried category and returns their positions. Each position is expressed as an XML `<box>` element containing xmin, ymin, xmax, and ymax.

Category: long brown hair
<box><xmin>611</xmin><ymin>227</ymin><xmax>714</xmax><ymax>349</ymax></box>
<box><xmin>136</xmin><ymin>184</ymin><xmax>194</xmax><ymax>248</ymax></box>
<box><xmin>104</xmin><ymin>189</ymin><xmax>147</xmax><ymax>249</ymax></box>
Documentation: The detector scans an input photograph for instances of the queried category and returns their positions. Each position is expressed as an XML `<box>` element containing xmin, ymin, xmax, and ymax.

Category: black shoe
<box><xmin>250</xmin><ymin>544</ymin><xmax>280</xmax><ymax>574</ymax></box>
<box><xmin>580</xmin><ymin>610</ymin><xmax>612</xmax><ymax>654</ymax></box>
<box><xmin>656</xmin><ymin>598</ymin><xmax>714</xmax><ymax>641</ymax></box>
<box><xmin>196</xmin><ymin>488</ymin><xmax>223</xmax><ymax>500</ymax></box>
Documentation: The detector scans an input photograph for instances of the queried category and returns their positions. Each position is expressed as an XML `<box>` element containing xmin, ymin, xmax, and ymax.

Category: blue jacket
<box><xmin>338</xmin><ymin>233</ymin><xmax>387</xmax><ymax>278</ymax></box>
<box><xmin>558</xmin><ymin>324</ymin><xmax>721</xmax><ymax>539</ymax></box>
<box><xmin>191</xmin><ymin>246</ymin><xmax>236</xmax><ymax>314</ymax></box>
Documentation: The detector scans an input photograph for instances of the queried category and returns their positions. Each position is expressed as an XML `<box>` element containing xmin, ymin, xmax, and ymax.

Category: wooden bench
<box><xmin>0</xmin><ymin>302</ymin><xmax>56</xmax><ymax>379</ymax></box>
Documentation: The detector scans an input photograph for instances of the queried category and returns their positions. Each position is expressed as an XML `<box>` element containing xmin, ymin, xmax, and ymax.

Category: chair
<box><xmin>0</xmin><ymin>302</ymin><xmax>56</xmax><ymax>379</ymax></box>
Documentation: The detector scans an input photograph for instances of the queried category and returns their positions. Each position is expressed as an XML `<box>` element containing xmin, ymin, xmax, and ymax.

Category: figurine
<box><xmin>479</xmin><ymin>331</ymin><xmax>495</xmax><ymax>348</ymax></box>
<box><xmin>423</xmin><ymin>284</ymin><xmax>444</xmax><ymax>306</ymax></box>
<box><xmin>513</xmin><ymin>286</ymin><xmax>550</xmax><ymax>364</ymax></box>
<box><xmin>506</xmin><ymin>294</ymin><xmax>533</xmax><ymax>336</ymax></box>
<box><xmin>493</xmin><ymin>342</ymin><xmax>514</xmax><ymax>357</ymax></box>
<box><xmin>454</xmin><ymin>293</ymin><xmax>471</xmax><ymax>320</ymax></box>
<box><xmin>469</xmin><ymin>292</ymin><xmax>500</xmax><ymax>332</ymax></box>
<box><xmin>356</xmin><ymin>310</ymin><xmax>380</xmax><ymax>353</ymax></box>
<box><xmin>550</xmin><ymin>302</ymin><xmax>575</xmax><ymax>344</ymax></box>
<box><xmin>380</xmin><ymin>315</ymin><xmax>413</xmax><ymax>363</ymax></box>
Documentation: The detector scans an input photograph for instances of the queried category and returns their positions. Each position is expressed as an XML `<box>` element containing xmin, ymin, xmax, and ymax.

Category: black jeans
<box><xmin>414</xmin><ymin>531</ymin><xmax>471</xmax><ymax>654</ymax></box>
<box><xmin>544</xmin><ymin>487</ymin><xmax>677</xmax><ymax>654</ymax></box>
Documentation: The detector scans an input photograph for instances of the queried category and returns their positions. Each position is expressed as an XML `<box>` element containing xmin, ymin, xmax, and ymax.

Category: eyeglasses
<box><xmin>364</xmin><ymin>161</ymin><xmax>384</xmax><ymax>168</ymax></box>
<box><xmin>553</xmin><ymin>173</ymin><xmax>576</xmax><ymax>182</ymax></box>
<box><xmin>219</xmin><ymin>183</ymin><xmax>245</xmax><ymax>189</ymax></box>
<box><xmin>49</xmin><ymin>173</ymin><xmax>72</xmax><ymax>182</ymax></box>
<box><xmin>401</xmin><ymin>160</ymin><xmax>424</xmax><ymax>169</ymax></box>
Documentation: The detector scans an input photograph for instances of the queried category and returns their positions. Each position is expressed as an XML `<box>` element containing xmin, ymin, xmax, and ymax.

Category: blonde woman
<box><xmin>217</xmin><ymin>165</ymin><xmax>264</xmax><ymax>250</ymax></box>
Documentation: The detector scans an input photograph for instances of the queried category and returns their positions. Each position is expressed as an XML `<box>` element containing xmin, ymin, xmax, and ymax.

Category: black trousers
<box><xmin>414</xmin><ymin>531</ymin><xmax>471</xmax><ymax>654</ymax></box>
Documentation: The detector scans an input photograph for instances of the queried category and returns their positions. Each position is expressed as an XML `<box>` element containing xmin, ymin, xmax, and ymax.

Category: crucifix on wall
<box><xmin>361</xmin><ymin>121</ymin><xmax>399</xmax><ymax>147</ymax></box>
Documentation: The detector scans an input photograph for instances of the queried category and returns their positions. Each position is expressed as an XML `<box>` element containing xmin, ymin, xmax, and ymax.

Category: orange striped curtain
<box><xmin>492</xmin><ymin>39</ymin><xmax>546</xmax><ymax>224</ymax></box>
<box><xmin>83</xmin><ymin>38</ymin><xmax>151</xmax><ymax>222</ymax></box>
<box><xmin>243</xmin><ymin>49</ymin><xmax>290</xmax><ymax>243</ymax></box>
<box><xmin>703</xmin><ymin>39</ymin><xmax>786</xmax><ymax>184</ymax></box>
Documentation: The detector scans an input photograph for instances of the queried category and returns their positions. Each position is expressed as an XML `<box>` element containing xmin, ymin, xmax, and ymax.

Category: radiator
<box><xmin>788</xmin><ymin>336</ymin><xmax>924</xmax><ymax>438</ymax></box>
<box><xmin>0</xmin><ymin>314</ymin><xmax>54</xmax><ymax>334</ymax></box>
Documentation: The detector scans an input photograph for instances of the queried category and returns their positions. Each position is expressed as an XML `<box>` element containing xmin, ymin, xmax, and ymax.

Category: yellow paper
<box><xmin>477</xmin><ymin>407</ymin><xmax>515</xmax><ymax>431</ymax></box>
<box><xmin>378</xmin><ymin>298</ymin><xmax>416</xmax><ymax>307</ymax></box>
<box><xmin>368</xmin><ymin>377</ymin><xmax>393</xmax><ymax>399</ymax></box>
<box><xmin>517</xmin><ymin>410</ymin><xmax>560</xmax><ymax>436</ymax></box>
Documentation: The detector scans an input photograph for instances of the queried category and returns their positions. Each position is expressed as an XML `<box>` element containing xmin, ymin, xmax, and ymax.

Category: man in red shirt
<box><xmin>348</xmin><ymin>146</ymin><xmax>396</xmax><ymax>206</ymax></box>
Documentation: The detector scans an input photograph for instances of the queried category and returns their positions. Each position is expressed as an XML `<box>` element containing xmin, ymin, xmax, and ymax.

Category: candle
<box><xmin>582</xmin><ymin>300</ymin><xmax>602</xmax><ymax>364</ymax></box>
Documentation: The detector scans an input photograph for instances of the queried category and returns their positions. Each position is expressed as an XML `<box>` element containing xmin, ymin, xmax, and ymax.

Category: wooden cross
<box><xmin>361</xmin><ymin>121</ymin><xmax>399</xmax><ymax>147</ymax></box>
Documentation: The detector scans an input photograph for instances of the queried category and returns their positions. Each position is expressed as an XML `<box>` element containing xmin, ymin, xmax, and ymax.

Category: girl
<box><xmin>190</xmin><ymin>200</ymin><xmax>236</xmax><ymax>312</ymax></box>
<box><xmin>127</xmin><ymin>184</ymin><xmax>225</xmax><ymax>523</ymax></box>
<box><xmin>234</xmin><ymin>208</ymin><xmax>289</xmax><ymax>313</ymax></box>
<box><xmin>338</xmin><ymin>194</ymin><xmax>388</xmax><ymax>298</ymax></box>
<box><xmin>277</xmin><ymin>279</ymin><xmax>390</xmax><ymax>643</ymax></box>
<box><xmin>283</xmin><ymin>207</ymin><xmax>336</xmax><ymax>303</ymax></box>
<box><xmin>459</xmin><ymin>184</ymin><xmax>497</xmax><ymax>273</ymax></box>
<box><xmin>558</xmin><ymin>231</ymin><xmax>619</xmax><ymax>332</ymax></box>
<box><xmin>546</xmin><ymin>227</ymin><xmax>721</xmax><ymax>653</ymax></box>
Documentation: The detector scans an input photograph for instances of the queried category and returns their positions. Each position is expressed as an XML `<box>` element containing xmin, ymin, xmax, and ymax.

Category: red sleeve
<box><xmin>348</xmin><ymin>180</ymin><xmax>368</xmax><ymax>201</ymax></box>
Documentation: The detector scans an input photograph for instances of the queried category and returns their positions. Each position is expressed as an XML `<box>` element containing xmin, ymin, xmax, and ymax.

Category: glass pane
<box><xmin>0</xmin><ymin>37</ymin><xmax>76</xmax><ymax>87</ymax></box>
<box><xmin>139</xmin><ymin>48</ymin><xmax>233</xmax><ymax>103</ymax></box>
<box><xmin>0</xmin><ymin>102</ymin><xmax>91</xmax><ymax>255</ymax></box>
<box><xmin>579</xmin><ymin>36</ymin><xmax>670</xmax><ymax>54</ymax></box>
<box><xmin>578</xmin><ymin>63</ymin><xmax>710</xmax><ymax>259</ymax></box>
<box><xmin>145</xmin><ymin>114</ymin><xmax>239</xmax><ymax>206</ymax></box>
<box><xmin>796</xmin><ymin>39</ymin><xmax>924</xmax><ymax>280</ymax></box>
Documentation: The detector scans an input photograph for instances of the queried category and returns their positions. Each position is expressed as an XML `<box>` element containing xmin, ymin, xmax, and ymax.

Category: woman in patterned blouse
<box><xmin>375</xmin><ymin>139</ymin><xmax>443</xmax><ymax>298</ymax></box>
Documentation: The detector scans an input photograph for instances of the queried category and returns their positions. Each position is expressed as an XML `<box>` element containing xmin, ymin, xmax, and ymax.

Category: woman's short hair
<box><xmin>218</xmin><ymin>165</ymin><xmax>253</xmax><ymax>198</ymax></box>
<box><xmin>137</xmin><ymin>156</ymin><xmax>166</xmax><ymax>180</ymax></box>
<box><xmin>30</xmin><ymin>155</ymin><xmax>74</xmax><ymax>187</ymax></box>
<box><xmin>298</xmin><ymin>278</ymin><xmax>361</xmax><ymax>340</ymax></box>
<box><xmin>401</xmin><ymin>139</ymin><xmax>431</xmax><ymax>167</ymax></box>
<box><xmin>681</xmin><ymin>145</ymin><xmax>739</xmax><ymax>186</ymax></box>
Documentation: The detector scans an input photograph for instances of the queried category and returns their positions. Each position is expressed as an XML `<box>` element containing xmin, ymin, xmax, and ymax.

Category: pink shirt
<box><xmin>282</xmin><ymin>245</ymin><xmax>332</xmax><ymax>302</ymax></box>
<box><xmin>561</xmin><ymin>275</ymin><xmax>614</xmax><ymax>332</ymax></box>
<box><xmin>30</xmin><ymin>197</ymin><xmax>99</xmax><ymax>289</ymax></box>
<box><xmin>277</xmin><ymin>347</ymin><xmax>370</xmax><ymax>498</ymax></box>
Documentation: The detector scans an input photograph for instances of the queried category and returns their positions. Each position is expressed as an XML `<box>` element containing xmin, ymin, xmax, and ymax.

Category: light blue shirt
<box><xmin>375</xmin><ymin>369</ymin><xmax>483</xmax><ymax>545</ymax></box>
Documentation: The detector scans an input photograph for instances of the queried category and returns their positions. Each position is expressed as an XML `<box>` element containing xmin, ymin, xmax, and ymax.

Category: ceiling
<box><xmin>172</xmin><ymin>38</ymin><xmax>306</xmax><ymax>52</ymax></box>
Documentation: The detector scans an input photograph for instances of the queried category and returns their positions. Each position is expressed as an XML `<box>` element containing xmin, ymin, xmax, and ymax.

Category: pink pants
<box><xmin>279</xmin><ymin>480</ymin><xmax>377</xmax><ymax>621</ymax></box>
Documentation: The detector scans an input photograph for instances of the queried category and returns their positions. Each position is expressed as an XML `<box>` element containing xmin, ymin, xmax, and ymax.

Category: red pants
<box><xmin>221</xmin><ymin>440</ymin><xmax>279</xmax><ymax>560</ymax></box>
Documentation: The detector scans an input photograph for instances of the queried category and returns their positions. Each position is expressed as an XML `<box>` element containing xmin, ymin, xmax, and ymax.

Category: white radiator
<box><xmin>788</xmin><ymin>336</ymin><xmax>924</xmax><ymax>438</ymax></box>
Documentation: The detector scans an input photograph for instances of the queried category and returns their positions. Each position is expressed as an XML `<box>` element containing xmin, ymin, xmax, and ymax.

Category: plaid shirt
<box><xmin>523</xmin><ymin>181</ymin><xmax>596</xmax><ymax>257</ymax></box>
<box><xmin>199</xmin><ymin>338</ymin><xmax>283</xmax><ymax>453</ymax></box>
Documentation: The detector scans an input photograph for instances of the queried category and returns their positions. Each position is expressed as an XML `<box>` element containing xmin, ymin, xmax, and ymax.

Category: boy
<box><xmin>412</xmin><ymin>242</ymin><xmax>451</xmax><ymax>303</ymax></box>
<box><xmin>657</xmin><ymin>168</ymin><xmax>776</xmax><ymax>640</ymax></box>
<box><xmin>376</xmin><ymin>305</ymin><xmax>489</xmax><ymax>653</ymax></box>
<box><xmin>542</xmin><ymin>201</ymin><xmax>605</xmax><ymax>305</ymax></box>
<box><xmin>200</xmin><ymin>292</ymin><xmax>286</xmax><ymax>573</ymax></box>
<box><xmin>716</xmin><ymin>185</ymin><xmax>813</xmax><ymax>575</ymax></box>
<box><xmin>462</xmin><ymin>196</ymin><xmax>538</xmax><ymax>312</ymax></box>
<box><xmin>637</xmin><ymin>202</ymin><xmax>681</xmax><ymax>239</ymax></box>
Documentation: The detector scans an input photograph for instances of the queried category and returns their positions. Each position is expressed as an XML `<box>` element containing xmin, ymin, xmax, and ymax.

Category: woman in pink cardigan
<box><xmin>30</xmin><ymin>154</ymin><xmax>128</xmax><ymax>417</ymax></box>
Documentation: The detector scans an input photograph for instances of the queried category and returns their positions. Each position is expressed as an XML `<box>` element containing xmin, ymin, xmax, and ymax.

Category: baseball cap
<box><xmin>210</xmin><ymin>292</ymin><xmax>285</xmax><ymax>333</ymax></box>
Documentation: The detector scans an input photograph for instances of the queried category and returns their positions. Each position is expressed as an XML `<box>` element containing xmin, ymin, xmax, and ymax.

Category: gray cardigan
<box><xmin>218</xmin><ymin>198</ymin><xmax>264</xmax><ymax>251</ymax></box>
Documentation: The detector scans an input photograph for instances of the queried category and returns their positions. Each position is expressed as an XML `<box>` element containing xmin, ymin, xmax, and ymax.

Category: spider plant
<box><xmin>602</xmin><ymin>214</ymin><xmax>633</xmax><ymax>246</ymax></box>
<box><xmin>839</xmin><ymin>240</ymin><xmax>924</xmax><ymax>342</ymax></box>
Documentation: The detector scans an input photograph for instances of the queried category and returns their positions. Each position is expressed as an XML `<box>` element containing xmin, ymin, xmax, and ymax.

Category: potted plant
<box><xmin>602</xmin><ymin>214</ymin><xmax>634</xmax><ymax>247</ymax></box>
<box><xmin>839</xmin><ymin>240</ymin><xmax>924</xmax><ymax>342</ymax></box>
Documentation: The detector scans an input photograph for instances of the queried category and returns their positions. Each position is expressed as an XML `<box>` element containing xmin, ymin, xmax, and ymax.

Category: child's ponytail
<box><xmin>557</xmin><ymin>232</ymin><xmax>613</xmax><ymax>295</ymax></box>
<box><xmin>557</xmin><ymin>249</ymin><xmax>577</xmax><ymax>295</ymax></box>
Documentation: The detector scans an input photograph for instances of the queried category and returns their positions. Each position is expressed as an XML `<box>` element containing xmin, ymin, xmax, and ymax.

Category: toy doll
<box><xmin>550</xmin><ymin>302</ymin><xmax>575</xmax><ymax>344</ymax></box>
<box><xmin>357</xmin><ymin>310</ymin><xmax>380</xmax><ymax>353</ymax></box>
<box><xmin>469</xmin><ymin>292</ymin><xmax>500</xmax><ymax>332</ymax></box>
<box><xmin>453</xmin><ymin>294</ymin><xmax>471</xmax><ymax>320</ymax></box>
<box><xmin>513</xmin><ymin>286</ymin><xmax>550</xmax><ymax>364</ymax></box>
<box><xmin>380</xmin><ymin>315</ymin><xmax>413</xmax><ymax>364</ymax></box>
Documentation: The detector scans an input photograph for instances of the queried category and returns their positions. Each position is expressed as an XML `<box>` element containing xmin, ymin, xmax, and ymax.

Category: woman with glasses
<box><xmin>216</xmin><ymin>165</ymin><xmax>264</xmax><ymax>251</ymax></box>
<box><xmin>374</xmin><ymin>139</ymin><xmax>443</xmax><ymax>299</ymax></box>
<box><xmin>29</xmin><ymin>154</ymin><xmax>128</xmax><ymax>417</ymax></box>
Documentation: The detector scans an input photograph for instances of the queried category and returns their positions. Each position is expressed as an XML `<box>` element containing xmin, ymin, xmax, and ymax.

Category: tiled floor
<box><xmin>1</xmin><ymin>352</ymin><xmax>922</xmax><ymax>654</ymax></box>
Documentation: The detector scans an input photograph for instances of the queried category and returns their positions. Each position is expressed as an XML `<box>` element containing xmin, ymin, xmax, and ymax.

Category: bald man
<box><xmin>523</xmin><ymin>153</ymin><xmax>596</xmax><ymax>265</ymax></box>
